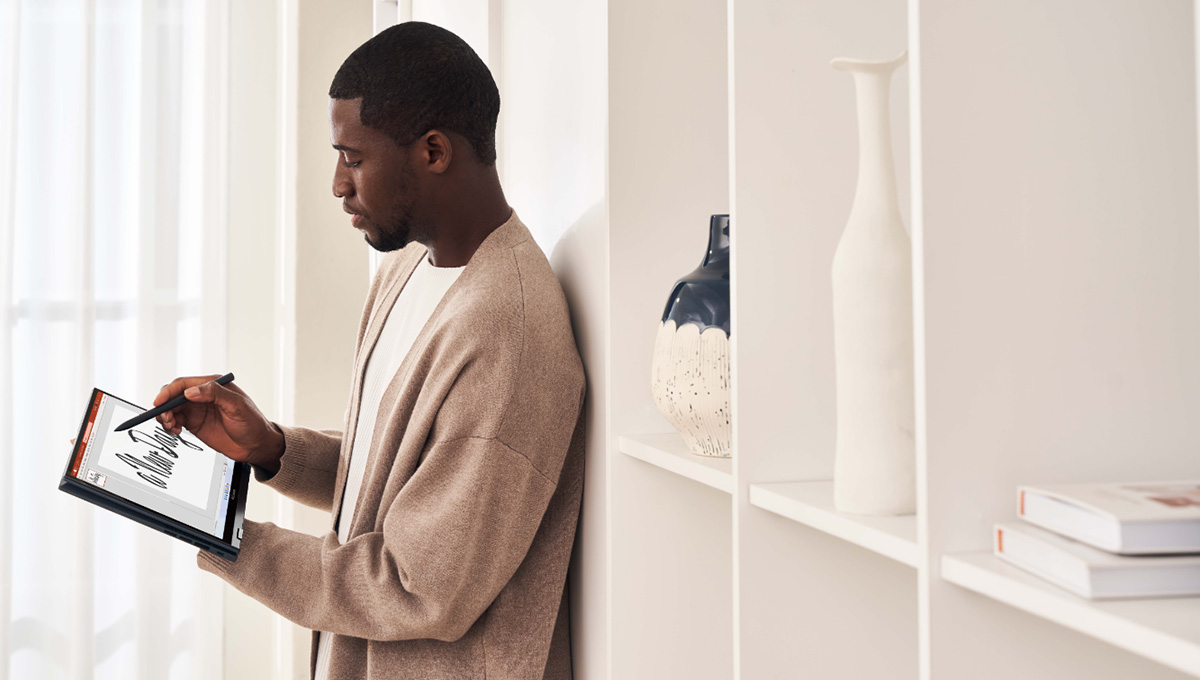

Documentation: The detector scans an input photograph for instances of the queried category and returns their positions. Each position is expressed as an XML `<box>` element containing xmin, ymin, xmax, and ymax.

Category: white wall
<box><xmin>497</xmin><ymin>4</ymin><xmax>609</xmax><ymax>678</ymax></box>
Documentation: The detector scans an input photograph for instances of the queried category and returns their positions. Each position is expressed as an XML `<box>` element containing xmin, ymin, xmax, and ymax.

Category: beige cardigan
<box><xmin>198</xmin><ymin>211</ymin><xmax>586</xmax><ymax>680</ymax></box>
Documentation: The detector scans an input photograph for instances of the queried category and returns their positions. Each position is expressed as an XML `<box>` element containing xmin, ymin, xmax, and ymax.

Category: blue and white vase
<box><xmin>651</xmin><ymin>214</ymin><xmax>732</xmax><ymax>458</ymax></box>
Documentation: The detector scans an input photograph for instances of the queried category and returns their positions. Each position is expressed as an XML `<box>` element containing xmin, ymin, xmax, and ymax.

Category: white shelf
<box><xmin>941</xmin><ymin>552</ymin><xmax>1200</xmax><ymax>678</ymax></box>
<box><xmin>618</xmin><ymin>433</ymin><xmax>733</xmax><ymax>495</ymax></box>
<box><xmin>607</xmin><ymin>0</ymin><xmax>1200</xmax><ymax>677</ymax></box>
<box><xmin>749</xmin><ymin>481</ymin><xmax>919</xmax><ymax>568</ymax></box>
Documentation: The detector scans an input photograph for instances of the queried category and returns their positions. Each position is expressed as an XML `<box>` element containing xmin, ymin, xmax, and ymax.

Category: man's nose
<box><xmin>333</xmin><ymin>164</ymin><xmax>353</xmax><ymax>198</ymax></box>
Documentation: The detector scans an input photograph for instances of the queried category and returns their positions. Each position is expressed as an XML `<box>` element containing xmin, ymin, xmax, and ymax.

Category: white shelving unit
<box><xmin>606</xmin><ymin>0</ymin><xmax>1200</xmax><ymax>679</ymax></box>
<box><xmin>749</xmin><ymin>481</ymin><xmax>919</xmax><ymax>567</ymax></box>
<box><xmin>618</xmin><ymin>434</ymin><xmax>734</xmax><ymax>494</ymax></box>
<box><xmin>942</xmin><ymin>553</ymin><xmax>1200</xmax><ymax>678</ymax></box>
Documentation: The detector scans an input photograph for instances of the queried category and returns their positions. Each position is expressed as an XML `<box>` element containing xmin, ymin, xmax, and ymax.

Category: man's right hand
<box><xmin>154</xmin><ymin>375</ymin><xmax>284</xmax><ymax>474</ymax></box>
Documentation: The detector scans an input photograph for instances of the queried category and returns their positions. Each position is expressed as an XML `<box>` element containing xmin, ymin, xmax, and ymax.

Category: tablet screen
<box><xmin>66</xmin><ymin>390</ymin><xmax>239</xmax><ymax>540</ymax></box>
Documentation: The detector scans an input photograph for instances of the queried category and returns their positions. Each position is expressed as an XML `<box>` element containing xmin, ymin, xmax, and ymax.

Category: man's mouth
<box><xmin>343</xmin><ymin>205</ymin><xmax>364</xmax><ymax>227</ymax></box>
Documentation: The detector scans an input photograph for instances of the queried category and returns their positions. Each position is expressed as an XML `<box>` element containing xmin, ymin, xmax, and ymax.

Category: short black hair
<box><xmin>329</xmin><ymin>22</ymin><xmax>500</xmax><ymax>165</ymax></box>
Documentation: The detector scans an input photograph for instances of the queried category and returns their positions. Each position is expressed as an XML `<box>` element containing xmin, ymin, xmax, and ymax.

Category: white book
<box><xmin>1017</xmin><ymin>481</ymin><xmax>1200</xmax><ymax>554</ymax></box>
<box><xmin>994</xmin><ymin>522</ymin><xmax>1200</xmax><ymax>600</ymax></box>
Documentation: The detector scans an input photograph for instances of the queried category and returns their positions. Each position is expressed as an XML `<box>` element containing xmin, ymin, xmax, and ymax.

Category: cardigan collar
<box><xmin>368</xmin><ymin>207</ymin><xmax>527</xmax><ymax>358</ymax></box>
<box><xmin>463</xmin><ymin>207</ymin><xmax>529</xmax><ymax>260</ymax></box>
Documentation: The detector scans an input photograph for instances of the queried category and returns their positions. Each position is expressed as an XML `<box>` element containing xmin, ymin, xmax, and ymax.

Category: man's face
<box><xmin>329</xmin><ymin>97</ymin><xmax>422</xmax><ymax>252</ymax></box>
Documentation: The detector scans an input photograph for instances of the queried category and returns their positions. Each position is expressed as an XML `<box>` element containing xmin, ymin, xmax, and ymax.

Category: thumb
<box><xmin>184</xmin><ymin>381</ymin><xmax>243</xmax><ymax>419</ymax></box>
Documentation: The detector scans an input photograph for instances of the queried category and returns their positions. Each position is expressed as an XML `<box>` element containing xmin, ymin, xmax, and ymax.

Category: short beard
<box><xmin>364</xmin><ymin>219</ymin><xmax>411</xmax><ymax>252</ymax></box>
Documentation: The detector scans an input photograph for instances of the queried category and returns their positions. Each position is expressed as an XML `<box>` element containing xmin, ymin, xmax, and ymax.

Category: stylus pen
<box><xmin>113</xmin><ymin>372</ymin><xmax>236</xmax><ymax>432</ymax></box>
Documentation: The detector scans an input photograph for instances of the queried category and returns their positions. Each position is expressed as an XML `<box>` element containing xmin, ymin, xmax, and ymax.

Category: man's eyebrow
<box><xmin>332</xmin><ymin>144</ymin><xmax>360</xmax><ymax>153</ymax></box>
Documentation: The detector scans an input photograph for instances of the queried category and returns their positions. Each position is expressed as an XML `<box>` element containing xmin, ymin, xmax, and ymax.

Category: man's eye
<box><xmin>345</xmin><ymin>159</ymin><xmax>361</xmax><ymax>168</ymax></box>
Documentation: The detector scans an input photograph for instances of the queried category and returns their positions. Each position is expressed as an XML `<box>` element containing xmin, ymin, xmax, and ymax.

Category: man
<box><xmin>152</xmin><ymin>22</ymin><xmax>586</xmax><ymax>680</ymax></box>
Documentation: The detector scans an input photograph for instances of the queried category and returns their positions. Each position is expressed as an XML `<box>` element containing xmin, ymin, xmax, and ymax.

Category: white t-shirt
<box><xmin>313</xmin><ymin>252</ymin><xmax>465</xmax><ymax>680</ymax></box>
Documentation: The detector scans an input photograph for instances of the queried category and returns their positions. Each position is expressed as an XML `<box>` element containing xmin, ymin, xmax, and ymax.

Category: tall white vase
<box><xmin>830</xmin><ymin>51</ymin><xmax>915</xmax><ymax>516</ymax></box>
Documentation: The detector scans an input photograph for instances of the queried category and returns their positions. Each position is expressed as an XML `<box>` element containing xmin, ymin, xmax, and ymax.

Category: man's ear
<box><xmin>421</xmin><ymin>129</ymin><xmax>453</xmax><ymax>174</ymax></box>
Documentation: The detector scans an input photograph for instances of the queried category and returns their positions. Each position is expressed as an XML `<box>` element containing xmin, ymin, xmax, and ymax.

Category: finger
<box><xmin>156</xmin><ymin>397</ymin><xmax>172</xmax><ymax>426</ymax></box>
<box><xmin>184</xmin><ymin>380</ymin><xmax>244</xmax><ymax>420</ymax></box>
<box><xmin>154</xmin><ymin>383</ymin><xmax>170</xmax><ymax>408</ymax></box>
<box><xmin>156</xmin><ymin>375</ymin><xmax>222</xmax><ymax>432</ymax></box>
<box><xmin>155</xmin><ymin>374</ymin><xmax>222</xmax><ymax>406</ymax></box>
<box><xmin>153</xmin><ymin>374</ymin><xmax>223</xmax><ymax>407</ymax></box>
<box><xmin>168</xmin><ymin>401</ymin><xmax>210</xmax><ymax>434</ymax></box>
<box><xmin>156</xmin><ymin>404</ymin><xmax>186</xmax><ymax>433</ymax></box>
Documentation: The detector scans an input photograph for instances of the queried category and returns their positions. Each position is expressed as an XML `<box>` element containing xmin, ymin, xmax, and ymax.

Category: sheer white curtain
<box><xmin>0</xmin><ymin>0</ymin><xmax>228</xmax><ymax>678</ymax></box>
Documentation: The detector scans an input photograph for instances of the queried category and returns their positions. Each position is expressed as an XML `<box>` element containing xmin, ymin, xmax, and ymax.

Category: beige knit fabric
<box><xmin>197</xmin><ymin>210</ymin><xmax>587</xmax><ymax>680</ymax></box>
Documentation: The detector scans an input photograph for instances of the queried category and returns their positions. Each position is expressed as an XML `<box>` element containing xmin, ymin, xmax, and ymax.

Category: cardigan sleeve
<box><xmin>251</xmin><ymin>424</ymin><xmax>343</xmax><ymax>513</ymax></box>
<box><xmin>196</xmin><ymin>434</ymin><xmax>557</xmax><ymax>642</ymax></box>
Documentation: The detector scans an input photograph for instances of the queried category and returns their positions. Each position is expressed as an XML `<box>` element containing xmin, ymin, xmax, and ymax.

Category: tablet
<box><xmin>59</xmin><ymin>388</ymin><xmax>249</xmax><ymax>561</ymax></box>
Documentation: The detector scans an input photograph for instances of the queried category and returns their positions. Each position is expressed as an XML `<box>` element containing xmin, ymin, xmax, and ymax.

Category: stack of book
<box><xmin>993</xmin><ymin>481</ymin><xmax>1200</xmax><ymax>600</ymax></box>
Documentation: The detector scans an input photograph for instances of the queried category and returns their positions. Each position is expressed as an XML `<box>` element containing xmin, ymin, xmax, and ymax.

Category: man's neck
<box><xmin>423</xmin><ymin>172</ymin><xmax>510</xmax><ymax>268</ymax></box>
